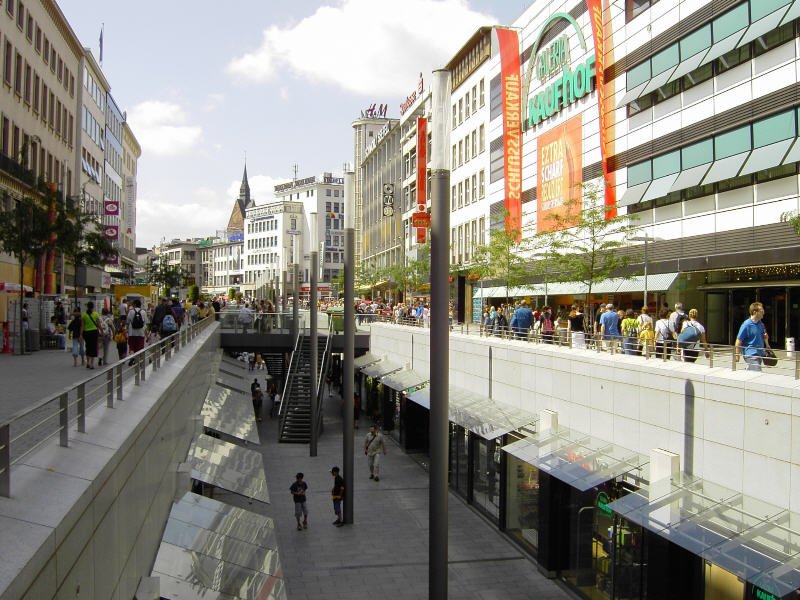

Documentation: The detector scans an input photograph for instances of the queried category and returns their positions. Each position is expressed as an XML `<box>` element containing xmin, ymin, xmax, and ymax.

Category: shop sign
<box><xmin>752</xmin><ymin>588</ymin><xmax>778</xmax><ymax>600</ymax></box>
<box><xmin>411</xmin><ymin>211</ymin><xmax>430</xmax><ymax>228</ymax></box>
<box><xmin>383</xmin><ymin>183</ymin><xmax>394</xmax><ymax>217</ymax></box>
<box><xmin>364</xmin><ymin>120</ymin><xmax>393</xmax><ymax>155</ymax></box>
<box><xmin>416</xmin><ymin>117</ymin><xmax>427</xmax><ymax>212</ymax></box>
<box><xmin>274</xmin><ymin>176</ymin><xmax>316</xmax><ymax>193</ymax></box>
<box><xmin>399</xmin><ymin>72</ymin><xmax>424</xmax><ymax>116</ymax></box>
<box><xmin>595</xmin><ymin>491</ymin><xmax>611</xmax><ymax>515</ymax></box>
<box><xmin>361</xmin><ymin>103</ymin><xmax>388</xmax><ymax>118</ymax></box>
<box><xmin>537</xmin><ymin>115</ymin><xmax>582</xmax><ymax>233</ymax></box>
<box><xmin>496</xmin><ymin>27</ymin><xmax>522</xmax><ymax>241</ymax></box>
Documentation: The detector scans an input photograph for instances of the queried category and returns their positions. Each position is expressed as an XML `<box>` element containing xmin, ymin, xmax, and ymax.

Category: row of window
<box><xmin>5</xmin><ymin>0</ymin><xmax>76</xmax><ymax>98</ymax></box>
<box><xmin>450</xmin><ymin>170</ymin><xmax>486</xmax><ymax>212</ymax></box>
<box><xmin>450</xmin><ymin>217</ymin><xmax>486</xmax><ymax>265</ymax></box>
<box><xmin>3</xmin><ymin>40</ymin><xmax>75</xmax><ymax>146</ymax></box>
<box><xmin>0</xmin><ymin>116</ymin><xmax>71</xmax><ymax>191</ymax></box>
<box><xmin>247</xmin><ymin>253</ymin><xmax>278</xmax><ymax>265</ymax></box>
<box><xmin>451</xmin><ymin>124</ymin><xmax>486</xmax><ymax>169</ymax></box>
<box><xmin>83</xmin><ymin>66</ymin><xmax>104</xmax><ymax>112</ymax></box>
<box><xmin>629</xmin><ymin>162</ymin><xmax>799</xmax><ymax>215</ymax></box>
<box><xmin>627</xmin><ymin>0</ymin><xmax>790</xmax><ymax>96</ymax></box>
<box><xmin>247</xmin><ymin>236</ymin><xmax>278</xmax><ymax>250</ymax></box>
<box><xmin>628</xmin><ymin>105</ymin><xmax>800</xmax><ymax>188</ymax></box>
<box><xmin>324</xmin><ymin>201</ymin><xmax>341</xmax><ymax>214</ymax></box>
<box><xmin>452</xmin><ymin>78</ymin><xmax>486</xmax><ymax>129</ymax></box>
<box><xmin>323</xmin><ymin>251</ymin><xmax>343</xmax><ymax>264</ymax></box>
<box><xmin>248</xmin><ymin>219</ymin><xmax>277</xmax><ymax>234</ymax></box>
<box><xmin>628</xmin><ymin>20</ymin><xmax>796</xmax><ymax>116</ymax></box>
<box><xmin>81</xmin><ymin>149</ymin><xmax>101</xmax><ymax>184</ymax></box>
<box><xmin>82</xmin><ymin>104</ymin><xmax>103</xmax><ymax>149</ymax></box>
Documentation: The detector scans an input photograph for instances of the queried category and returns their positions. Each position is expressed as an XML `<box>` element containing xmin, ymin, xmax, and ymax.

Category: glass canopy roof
<box><xmin>202</xmin><ymin>384</ymin><xmax>260</xmax><ymax>444</ymax></box>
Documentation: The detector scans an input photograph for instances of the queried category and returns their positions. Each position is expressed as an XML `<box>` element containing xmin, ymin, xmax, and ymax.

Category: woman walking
<box><xmin>81</xmin><ymin>301</ymin><xmax>101</xmax><ymax>369</ymax></box>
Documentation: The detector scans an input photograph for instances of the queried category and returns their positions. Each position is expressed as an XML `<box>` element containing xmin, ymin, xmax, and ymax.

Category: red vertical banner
<box><xmin>416</xmin><ymin>117</ymin><xmax>428</xmax><ymax>211</ymax></box>
<box><xmin>496</xmin><ymin>27</ymin><xmax>522</xmax><ymax>241</ymax></box>
<box><xmin>586</xmin><ymin>0</ymin><xmax>617</xmax><ymax>218</ymax></box>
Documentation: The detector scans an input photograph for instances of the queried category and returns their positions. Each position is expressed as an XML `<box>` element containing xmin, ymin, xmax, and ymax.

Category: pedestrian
<box><xmin>81</xmin><ymin>301</ymin><xmax>101</xmax><ymax>369</ymax></box>
<box><xmin>290</xmin><ymin>472</ymin><xmax>308</xmax><ymax>530</ymax></box>
<box><xmin>678</xmin><ymin>308</ymin><xmax>711</xmax><ymax>363</ymax></box>
<box><xmin>636</xmin><ymin>306</ymin><xmax>653</xmax><ymax>331</ymax></box>
<box><xmin>354</xmin><ymin>393</ymin><xmax>361</xmax><ymax>429</ymax></box>
<box><xmin>251</xmin><ymin>378</ymin><xmax>262</xmax><ymax>422</ymax></box>
<box><xmin>330</xmin><ymin>466</ymin><xmax>345</xmax><ymax>526</ymax></box>
<box><xmin>151</xmin><ymin>297</ymin><xmax>169</xmax><ymax>337</ymax></box>
<box><xmin>67</xmin><ymin>310</ymin><xmax>85</xmax><ymax>366</ymax></box>
<box><xmin>638</xmin><ymin>321</ymin><xmax>656</xmax><ymax>356</ymax></box>
<box><xmin>127</xmin><ymin>299</ymin><xmax>148</xmax><ymax>366</ymax></box>
<box><xmin>599</xmin><ymin>303</ymin><xmax>621</xmax><ymax>350</ymax></box>
<box><xmin>510</xmin><ymin>300</ymin><xmax>533</xmax><ymax>340</ymax></box>
<box><xmin>268</xmin><ymin>380</ymin><xmax>278</xmax><ymax>418</ymax></box>
<box><xmin>668</xmin><ymin>302</ymin><xmax>687</xmax><ymax>359</ymax></box>
<box><xmin>98</xmin><ymin>307</ymin><xmax>115</xmax><ymax>366</ymax></box>
<box><xmin>621</xmin><ymin>309</ymin><xmax>640</xmax><ymax>355</ymax></box>
<box><xmin>654</xmin><ymin>308</ymin><xmax>671</xmax><ymax>360</ymax></box>
<box><xmin>113</xmin><ymin>318</ymin><xmax>128</xmax><ymax>361</ymax></box>
<box><xmin>735</xmin><ymin>302</ymin><xmax>770</xmax><ymax>372</ymax></box>
<box><xmin>567</xmin><ymin>304</ymin><xmax>586</xmax><ymax>349</ymax></box>
<box><xmin>539</xmin><ymin>306</ymin><xmax>555</xmax><ymax>343</ymax></box>
<box><xmin>364</xmin><ymin>423</ymin><xmax>387</xmax><ymax>481</ymax></box>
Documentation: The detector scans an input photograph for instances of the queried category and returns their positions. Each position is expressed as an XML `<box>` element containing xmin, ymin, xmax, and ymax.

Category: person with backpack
<box><xmin>539</xmin><ymin>306</ymin><xmax>555</xmax><ymax>344</ymax></box>
<box><xmin>80</xmin><ymin>301</ymin><xmax>102</xmax><ymax>369</ymax></box>
<box><xmin>67</xmin><ymin>310</ymin><xmax>85</xmax><ymax>367</ymax></box>
<box><xmin>668</xmin><ymin>302</ymin><xmax>687</xmax><ymax>360</ymax></box>
<box><xmin>127</xmin><ymin>298</ymin><xmax>148</xmax><ymax>363</ymax></box>
<box><xmin>621</xmin><ymin>309</ymin><xmax>640</xmax><ymax>355</ymax></box>
<box><xmin>654</xmin><ymin>309</ymin><xmax>671</xmax><ymax>360</ymax></box>
<box><xmin>678</xmin><ymin>308</ymin><xmax>711</xmax><ymax>363</ymax></box>
<box><xmin>160</xmin><ymin>305</ymin><xmax>178</xmax><ymax>337</ymax></box>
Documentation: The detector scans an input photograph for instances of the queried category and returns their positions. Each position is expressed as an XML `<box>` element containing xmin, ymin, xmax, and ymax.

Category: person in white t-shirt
<box><xmin>636</xmin><ymin>306</ymin><xmax>653</xmax><ymax>332</ymax></box>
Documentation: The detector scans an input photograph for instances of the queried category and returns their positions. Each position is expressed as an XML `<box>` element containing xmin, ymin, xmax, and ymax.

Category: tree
<box><xmin>0</xmin><ymin>196</ymin><xmax>52</xmax><ymax>352</ymax></box>
<box><xmin>545</xmin><ymin>182</ymin><xmax>639</xmax><ymax>328</ymax></box>
<box><xmin>472</xmin><ymin>227</ymin><xmax>541</xmax><ymax>301</ymax></box>
<box><xmin>147</xmin><ymin>254</ymin><xmax>188</xmax><ymax>298</ymax></box>
<box><xmin>188</xmin><ymin>284</ymin><xmax>200</xmax><ymax>303</ymax></box>
<box><xmin>781</xmin><ymin>210</ymin><xmax>800</xmax><ymax>236</ymax></box>
<box><xmin>54</xmin><ymin>199</ymin><xmax>117</xmax><ymax>301</ymax></box>
<box><xmin>386</xmin><ymin>243</ymin><xmax>431</xmax><ymax>302</ymax></box>
<box><xmin>355</xmin><ymin>262</ymin><xmax>386</xmax><ymax>300</ymax></box>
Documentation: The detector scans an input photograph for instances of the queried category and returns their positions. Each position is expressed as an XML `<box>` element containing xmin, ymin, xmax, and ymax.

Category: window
<box><xmin>716</xmin><ymin>44</ymin><xmax>750</xmax><ymax>74</ymax></box>
<box><xmin>472</xmin><ymin>85</ymin><xmax>478</xmax><ymax>112</ymax></box>
<box><xmin>6</xmin><ymin>0</ymin><xmax>14</xmax><ymax>17</ymax></box>
<box><xmin>14</xmin><ymin>52</ymin><xmax>22</xmax><ymax>95</ymax></box>
<box><xmin>479</xmin><ymin>79</ymin><xmax>485</xmax><ymax>106</ymax></box>
<box><xmin>754</xmin><ymin>20</ymin><xmax>794</xmax><ymax>57</ymax></box>
<box><xmin>714</xmin><ymin>125</ymin><xmax>750</xmax><ymax>159</ymax></box>
<box><xmin>479</xmin><ymin>170</ymin><xmax>485</xmax><ymax>198</ymax></box>
<box><xmin>57</xmin><ymin>57</ymin><xmax>62</xmax><ymax>82</ymax></box>
<box><xmin>35</xmin><ymin>25</ymin><xmax>41</xmax><ymax>52</ymax></box>
<box><xmin>752</xmin><ymin>110</ymin><xmax>795</xmax><ymax>147</ymax></box>
<box><xmin>23</xmin><ymin>62</ymin><xmax>30</xmax><ymax>103</ymax></box>
<box><xmin>452</xmin><ymin>144</ymin><xmax>457</xmax><ymax>169</ymax></box>
<box><xmin>465</xmin><ymin>178</ymin><xmax>470</xmax><ymax>204</ymax></box>
<box><xmin>32</xmin><ymin>73</ymin><xmax>39</xmax><ymax>112</ymax></box>
<box><xmin>458</xmin><ymin>181</ymin><xmax>463</xmax><ymax>208</ymax></box>
<box><xmin>465</xmin><ymin>135</ymin><xmax>470</xmax><ymax>162</ymax></box>
<box><xmin>626</xmin><ymin>0</ymin><xmax>655</xmax><ymax>22</ymax></box>
<box><xmin>17</xmin><ymin>2</ymin><xmax>24</xmax><ymax>29</ymax></box>
<box><xmin>43</xmin><ymin>38</ymin><xmax>49</xmax><ymax>64</ymax></box>
<box><xmin>50</xmin><ymin>48</ymin><xmax>55</xmax><ymax>73</ymax></box>
<box><xmin>479</xmin><ymin>124</ymin><xmax>485</xmax><ymax>153</ymax></box>
<box><xmin>465</xmin><ymin>91</ymin><xmax>470</xmax><ymax>117</ymax></box>
<box><xmin>451</xmin><ymin>185</ymin><xmax>456</xmax><ymax>211</ymax></box>
<box><xmin>452</xmin><ymin>104</ymin><xmax>457</xmax><ymax>129</ymax></box>
<box><xmin>326</xmin><ymin>189</ymin><xmax>331</xmax><ymax>196</ymax></box>
<box><xmin>4</xmin><ymin>42</ymin><xmax>12</xmax><ymax>85</ymax></box>
<box><xmin>472</xmin><ymin>174</ymin><xmax>477</xmax><ymax>202</ymax></box>
<box><xmin>458</xmin><ymin>140</ymin><xmax>463</xmax><ymax>165</ymax></box>
<box><xmin>458</xmin><ymin>98</ymin><xmax>463</xmax><ymax>123</ymax></box>
<box><xmin>26</xmin><ymin>14</ymin><xmax>32</xmax><ymax>41</ymax></box>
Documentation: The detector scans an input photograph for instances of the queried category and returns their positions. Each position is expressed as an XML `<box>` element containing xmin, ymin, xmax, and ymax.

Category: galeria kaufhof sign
<box><xmin>525</xmin><ymin>13</ymin><xmax>596</xmax><ymax>127</ymax></box>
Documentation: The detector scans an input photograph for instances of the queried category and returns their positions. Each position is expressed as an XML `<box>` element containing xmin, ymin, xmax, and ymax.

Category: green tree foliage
<box><xmin>355</xmin><ymin>261</ymin><xmax>387</xmax><ymax>300</ymax></box>
<box><xmin>781</xmin><ymin>210</ymin><xmax>800</xmax><ymax>236</ymax></box>
<box><xmin>0</xmin><ymin>196</ymin><xmax>52</xmax><ymax>352</ymax></box>
<box><xmin>228</xmin><ymin>287</ymin><xmax>237</xmax><ymax>301</ymax></box>
<box><xmin>545</xmin><ymin>182</ymin><xmax>639</xmax><ymax>326</ymax></box>
<box><xmin>188</xmin><ymin>284</ymin><xmax>200</xmax><ymax>303</ymax></box>
<box><xmin>471</xmin><ymin>227</ymin><xmax>541</xmax><ymax>300</ymax></box>
<box><xmin>147</xmin><ymin>254</ymin><xmax>188</xmax><ymax>298</ymax></box>
<box><xmin>54</xmin><ymin>199</ymin><xmax>117</xmax><ymax>299</ymax></box>
<box><xmin>386</xmin><ymin>243</ymin><xmax>431</xmax><ymax>302</ymax></box>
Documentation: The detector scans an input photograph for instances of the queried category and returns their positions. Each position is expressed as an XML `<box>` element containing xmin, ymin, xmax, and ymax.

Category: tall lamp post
<box><xmin>309</xmin><ymin>213</ymin><xmax>319</xmax><ymax>457</ymax></box>
<box><xmin>631</xmin><ymin>234</ymin><xmax>657</xmax><ymax>310</ymax></box>
<box><xmin>343</xmin><ymin>170</ymin><xmax>355</xmax><ymax>525</ymax></box>
<box><xmin>429</xmin><ymin>68</ymin><xmax>451</xmax><ymax>600</ymax></box>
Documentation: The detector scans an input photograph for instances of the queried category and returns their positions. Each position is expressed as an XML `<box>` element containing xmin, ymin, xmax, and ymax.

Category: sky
<box><xmin>57</xmin><ymin>0</ymin><xmax>531</xmax><ymax>248</ymax></box>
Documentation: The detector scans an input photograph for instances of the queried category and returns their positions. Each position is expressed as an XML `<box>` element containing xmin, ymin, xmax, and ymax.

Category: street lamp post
<box><xmin>310</xmin><ymin>213</ymin><xmax>319</xmax><ymax>457</ymax></box>
<box><xmin>631</xmin><ymin>234</ymin><xmax>656</xmax><ymax>310</ymax></box>
<box><xmin>343</xmin><ymin>170</ymin><xmax>355</xmax><ymax>525</ymax></box>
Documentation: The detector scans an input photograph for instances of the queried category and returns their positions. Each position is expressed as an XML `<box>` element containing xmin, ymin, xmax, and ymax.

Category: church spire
<box><xmin>238</xmin><ymin>162</ymin><xmax>251</xmax><ymax>205</ymax></box>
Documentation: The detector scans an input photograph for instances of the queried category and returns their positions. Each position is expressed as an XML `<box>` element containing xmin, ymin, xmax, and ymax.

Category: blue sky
<box><xmin>58</xmin><ymin>0</ymin><xmax>531</xmax><ymax>248</ymax></box>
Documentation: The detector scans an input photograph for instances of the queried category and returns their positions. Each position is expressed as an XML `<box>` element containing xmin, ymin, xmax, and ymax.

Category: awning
<box><xmin>201</xmin><ymin>384</ymin><xmax>260</xmax><ymax>444</ymax></box>
<box><xmin>190</xmin><ymin>433</ymin><xmax>270</xmax><ymax>503</ymax></box>
<box><xmin>609</xmin><ymin>475</ymin><xmax>800</xmax><ymax>597</ymax></box>
<box><xmin>474</xmin><ymin>274</ymin><xmax>680</xmax><ymax>299</ymax></box>
<box><xmin>361</xmin><ymin>358</ymin><xmax>403</xmax><ymax>378</ymax></box>
<box><xmin>406</xmin><ymin>386</ymin><xmax>538</xmax><ymax>439</ymax></box>
<box><xmin>0</xmin><ymin>282</ymin><xmax>33</xmax><ymax>293</ymax></box>
<box><xmin>152</xmin><ymin>492</ymin><xmax>286</xmax><ymax>600</ymax></box>
<box><xmin>353</xmin><ymin>352</ymin><xmax>382</xmax><ymax>369</ymax></box>
<box><xmin>502</xmin><ymin>426</ymin><xmax>648</xmax><ymax>492</ymax></box>
<box><xmin>380</xmin><ymin>368</ymin><xmax>428</xmax><ymax>392</ymax></box>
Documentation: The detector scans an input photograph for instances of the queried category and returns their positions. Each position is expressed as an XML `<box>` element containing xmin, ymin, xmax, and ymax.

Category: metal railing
<box><xmin>277</xmin><ymin>331</ymin><xmax>303</xmax><ymax>427</ymax></box>
<box><xmin>312</xmin><ymin>333</ymin><xmax>332</xmax><ymax>443</ymax></box>
<box><xmin>218</xmin><ymin>310</ymin><xmax>299</xmax><ymax>334</ymax></box>
<box><xmin>361</xmin><ymin>314</ymin><xmax>800</xmax><ymax>379</ymax></box>
<box><xmin>0</xmin><ymin>316</ymin><xmax>215</xmax><ymax>497</ymax></box>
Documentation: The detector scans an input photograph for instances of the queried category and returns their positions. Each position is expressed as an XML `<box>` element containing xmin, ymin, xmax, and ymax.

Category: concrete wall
<box><xmin>369</xmin><ymin>324</ymin><xmax>800</xmax><ymax>514</ymax></box>
<box><xmin>0</xmin><ymin>324</ymin><xmax>219</xmax><ymax>600</ymax></box>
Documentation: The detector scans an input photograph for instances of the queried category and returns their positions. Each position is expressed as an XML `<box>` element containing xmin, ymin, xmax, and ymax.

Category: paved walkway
<box><xmin>216</xmin><ymin>356</ymin><xmax>572</xmax><ymax>600</ymax></box>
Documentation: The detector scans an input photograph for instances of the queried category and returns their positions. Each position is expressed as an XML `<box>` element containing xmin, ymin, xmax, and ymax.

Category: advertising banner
<box><xmin>496</xmin><ymin>27</ymin><xmax>522</xmax><ymax>240</ymax></box>
<box><xmin>416</xmin><ymin>117</ymin><xmax>427</xmax><ymax>211</ymax></box>
<box><xmin>586</xmin><ymin>0</ymin><xmax>617</xmax><ymax>217</ymax></box>
<box><xmin>104</xmin><ymin>224</ymin><xmax>119</xmax><ymax>240</ymax></box>
<box><xmin>537</xmin><ymin>115</ymin><xmax>582</xmax><ymax>233</ymax></box>
<box><xmin>104</xmin><ymin>199</ymin><xmax>119</xmax><ymax>216</ymax></box>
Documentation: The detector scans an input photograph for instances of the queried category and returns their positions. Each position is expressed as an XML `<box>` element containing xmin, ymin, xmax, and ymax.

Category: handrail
<box><xmin>360</xmin><ymin>314</ymin><xmax>800</xmax><ymax>378</ymax></box>
<box><xmin>277</xmin><ymin>330</ymin><xmax>303</xmax><ymax>433</ymax></box>
<box><xmin>0</xmin><ymin>315</ymin><xmax>215</xmax><ymax>497</ymax></box>
<box><xmin>312</xmin><ymin>333</ymin><xmax>332</xmax><ymax>443</ymax></box>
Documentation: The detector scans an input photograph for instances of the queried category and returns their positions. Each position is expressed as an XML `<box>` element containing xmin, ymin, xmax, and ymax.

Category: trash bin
<box><xmin>786</xmin><ymin>337</ymin><xmax>795</xmax><ymax>358</ymax></box>
<box><xmin>327</xmin><ymin>307</ymin><xmax>344</xmax><ymax>333</ymax></box>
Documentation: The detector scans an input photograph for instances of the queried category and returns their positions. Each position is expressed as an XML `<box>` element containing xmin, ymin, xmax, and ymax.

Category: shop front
<box><xmin>360</xmin><ymin>357</ymin><xmax>403</xmax><ymax>427</ymax></box>
<box><xmin>406</xmin><ymin>386</ymin><xmax>538</xmax><ymax>525</ymax></box>
<box><xmin>378</xmin><ymin>368</ymin><xmax>429</xmax><ymax>451</ymax></box>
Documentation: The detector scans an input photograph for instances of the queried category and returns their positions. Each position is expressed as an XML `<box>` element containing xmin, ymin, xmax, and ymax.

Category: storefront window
<box><xmin>472</xmin><ymin>435</ymin><xmax>502</xmax><ymax>521</ymax></box>
<box><xmin>449</xmin><ymin>424</ymin><xmax>470</xmax><ymax>499</ymax></box>
<box><xmin>505</xmin><ymin>455</ymin><xmax>540</xmax><ymax>554</ymax></box>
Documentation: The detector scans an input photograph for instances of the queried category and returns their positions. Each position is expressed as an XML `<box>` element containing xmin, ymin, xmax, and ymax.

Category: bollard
<box><xmin>60</xmin><ymin>392</ymin><xmax>69</xmax><ymax>447</ymax></box>
<box><xmin>77</xmin><ymin>383</ymin><xmax>86</xmax><ymax>432</ymax></box>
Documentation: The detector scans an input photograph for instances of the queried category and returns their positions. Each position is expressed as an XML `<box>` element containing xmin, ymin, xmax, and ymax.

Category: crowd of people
<box><xmin>51</xmin><ymin>295</ymin><xmax>226</xmax><ymax>368</ymax></box>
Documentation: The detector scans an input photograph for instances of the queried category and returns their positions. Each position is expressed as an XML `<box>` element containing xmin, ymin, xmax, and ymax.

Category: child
<box><xmin>638</xmin><ymin>321</ymin><xmax>656</xmax><ymax>356</ymax></box>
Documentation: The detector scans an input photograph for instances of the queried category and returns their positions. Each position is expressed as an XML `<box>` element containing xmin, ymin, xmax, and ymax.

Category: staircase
<box><xmin>264</xmin><ymin>353</ymin><xmax>285</xmax><ymax>387</ymax></box>
<box><xmin>278</xmin><ymin>334</ymin><xmax>328</xmax><ymax>443</ymax></box>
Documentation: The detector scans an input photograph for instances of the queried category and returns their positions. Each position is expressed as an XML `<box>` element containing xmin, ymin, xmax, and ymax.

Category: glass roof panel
<box><xmin>361</xmin><ymin>359</ymin><xmax>403</xmax><ymax>378</ymax></box>
<box><xmin>190</xmin><ymin>434</ymin><xmax>270</xmax><ymax>503</ymax></box>
<box><xmin>202</xmin><ymin>384</ymin><xmax>260</xmax><ymax>444</ymax></box>
<box><xmin>380</xmin><ymin>368</ymin><xmax>428</xmax><ymax>392</ymax></box>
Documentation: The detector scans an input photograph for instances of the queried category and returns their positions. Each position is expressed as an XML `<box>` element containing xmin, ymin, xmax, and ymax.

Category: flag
<box><xmin>99</xmin><ymin>25</ymin><xmax>104</xmax><ymax>63</ymax></box>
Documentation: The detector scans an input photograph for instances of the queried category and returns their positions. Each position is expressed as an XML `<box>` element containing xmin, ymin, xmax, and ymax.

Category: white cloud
<box><xmin>227</xmin><ymin>0</ymin><xmax>496</xmax><ymax>97</ymax></box>
<box><xmin>126</xmin><ymin>101</ymin><xmax>203</xmax><ymax>157</ymax></box>
<box><xmin>204</xmin><ymin>93</ymin><xmax>225</xmax><ymax>112</ymax></box>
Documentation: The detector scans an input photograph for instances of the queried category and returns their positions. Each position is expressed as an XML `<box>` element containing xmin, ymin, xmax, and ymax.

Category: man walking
<box><xmin>330</xmin><ymin>466</ymin><xmax>345</xmax><ymax>526</ymax></box>
<box><xmin>364</xmin><ymin>424</ymin><xmax>387</xmax><ymax>481</ymax></box>
<box><xmin>735</xmin><ymin>302</ymin><xmax>770</xmax><ymax>372</ymax></box>
<box><xmin>289</xmin><ymin>472</ymin><xmax>308</xmax><ymax>531</ymax></box>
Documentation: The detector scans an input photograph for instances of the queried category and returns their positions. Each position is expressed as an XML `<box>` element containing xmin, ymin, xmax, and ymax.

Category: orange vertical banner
<box><xmin>586</xmin><ymin>0</ymin><xmax>617</xmax><ymax>218</ymax></box>
<box><xmin>416</xmin><ymin>117</ymin><xmax>427</xmax><ymax>211</ymax></box>
<box><xmin>496</xmin><ymin>27</ymin><xmax>522</xmax><ymax>240</ymax></box>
